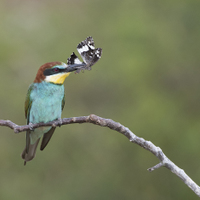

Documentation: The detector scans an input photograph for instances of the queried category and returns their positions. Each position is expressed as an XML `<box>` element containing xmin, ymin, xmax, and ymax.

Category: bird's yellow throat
<box><xmin>45</xmin><ymin>73</ymin><xmax>70</xmax><ymax>84</ymax></box>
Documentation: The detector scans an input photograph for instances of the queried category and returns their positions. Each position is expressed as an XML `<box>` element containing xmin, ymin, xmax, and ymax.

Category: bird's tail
<box><xmin>21</xmin><ymin>138</ymin><xmax>40</xmax><ymax>165</ymax></box>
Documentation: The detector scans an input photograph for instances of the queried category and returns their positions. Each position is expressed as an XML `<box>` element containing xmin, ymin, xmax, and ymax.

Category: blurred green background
<box><xmin>0</xmin><ymin>0</ymin><xmax>200</xmax><ymax>199</ymax></box>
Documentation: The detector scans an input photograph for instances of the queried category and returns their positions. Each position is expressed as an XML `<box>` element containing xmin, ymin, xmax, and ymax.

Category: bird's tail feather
<box><xmin>21</xmin><ymin>138</ymin><xmax>40</xmax><ymax>165</ymax></box>
<box><xmin>40</xmin><ymin>127</ymin><xmax>56</xmax><ymax>151</ymax></box>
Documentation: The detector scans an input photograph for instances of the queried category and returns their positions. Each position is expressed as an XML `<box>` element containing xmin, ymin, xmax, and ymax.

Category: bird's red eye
<box><xmin>54</xmin><ymin>67</ymin><xmax>59</xmax><ymax>72</ymax></box>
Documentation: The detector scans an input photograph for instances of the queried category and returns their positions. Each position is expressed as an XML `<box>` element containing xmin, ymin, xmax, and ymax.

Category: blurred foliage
<box><xmin>0</xmin><ymin>0</ymin><xmax>200</xmax><ymax>199</ymax></box>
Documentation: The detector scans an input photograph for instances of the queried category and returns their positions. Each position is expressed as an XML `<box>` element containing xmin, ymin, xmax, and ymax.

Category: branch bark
<box><xmin>0</xmin><ymin>114</ymin><xmax>200</xmax><ymax>197</ymax></box>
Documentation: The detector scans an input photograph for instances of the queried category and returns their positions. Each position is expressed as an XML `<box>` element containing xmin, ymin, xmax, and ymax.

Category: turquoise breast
<box><xmin>28</xmin><ymin>81</ymin><xmax>65</xmax><ymax>144</ymax></box>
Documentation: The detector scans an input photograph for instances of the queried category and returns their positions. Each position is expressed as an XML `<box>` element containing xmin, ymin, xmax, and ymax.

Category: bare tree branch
<box><xmin>0</xmin><ymin>114</ymin><xmax>200</xmax><ymax>197</ymax></box>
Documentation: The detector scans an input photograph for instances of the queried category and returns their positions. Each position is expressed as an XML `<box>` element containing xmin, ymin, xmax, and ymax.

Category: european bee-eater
<box><xmin>21</xmin><ymin>37</ymin><xmax>102</xmax><ymax>165</ymax></box>
<box><xmin>21</xmin><ymin>61</ymin><xmax>85</xmax><ymax>165</ymax></box>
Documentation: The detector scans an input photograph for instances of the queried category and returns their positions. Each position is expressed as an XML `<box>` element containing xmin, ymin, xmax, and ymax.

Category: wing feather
<box><xmin>25</xmin><ymin>84</ymin><xmax>34</xmax><ymax>124</ymax></box>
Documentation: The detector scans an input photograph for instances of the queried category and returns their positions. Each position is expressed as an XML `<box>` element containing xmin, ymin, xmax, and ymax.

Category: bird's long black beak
<box><xmin>65</xmin><ymin>63</ymin><xmax>86</xmax><ymax>72</ymax></box>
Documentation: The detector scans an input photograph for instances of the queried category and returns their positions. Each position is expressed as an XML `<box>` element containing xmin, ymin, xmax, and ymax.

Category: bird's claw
<box><xmin>28</xmin><ymin>122</ymin><xmax>34</xmax><ymax>131</ymax></box>
<box><xmin>52</xmin><ymin>118</ymin><xmax>62</xmax><ymax>127</ymax></box>
<box><xmin>57</xmin><ymin>118</ymin><xmax>62</xmax><ymax>127</ymax></box>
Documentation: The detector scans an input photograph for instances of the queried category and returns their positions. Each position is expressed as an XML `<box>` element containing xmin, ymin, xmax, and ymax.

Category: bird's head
<box><xmin>34</xmin><ymin>61</ymin><xmax>85</xmax><ymax>84</ymax></box>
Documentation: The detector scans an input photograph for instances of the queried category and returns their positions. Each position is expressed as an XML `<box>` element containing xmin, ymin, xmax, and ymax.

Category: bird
<box><xmin>21</xmin><ymin>61</ymin><xmax>85</xmax><ymax>165</ymax></box>
<box><xmin>21</xmin><ymin>37</ymin><xmax>102</xmax><ymax>165</ymax></box>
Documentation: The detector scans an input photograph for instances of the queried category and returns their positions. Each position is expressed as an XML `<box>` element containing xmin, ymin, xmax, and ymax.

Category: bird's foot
<box><xmin>28</xmin><ymin>122</ymin><xmax>34</xmax><ymax>131</ymax></box>
<box><xmin>52</xmin><ymin>118</ymin><xmax>62</xmax><ymax>127</ymax></box>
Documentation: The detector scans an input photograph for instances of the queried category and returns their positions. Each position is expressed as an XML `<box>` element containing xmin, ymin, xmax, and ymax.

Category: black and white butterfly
<box><xmin>67</xmin><ymin>36</ymin><xmax>102</xmax><ymax>72</ymax></box>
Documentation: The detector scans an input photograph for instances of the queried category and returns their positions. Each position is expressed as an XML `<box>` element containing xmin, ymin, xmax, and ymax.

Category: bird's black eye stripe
<box><xmin>43</xmin><ymin>68</ymin><xmax>66</xmax><ymax>76</ymax></box>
